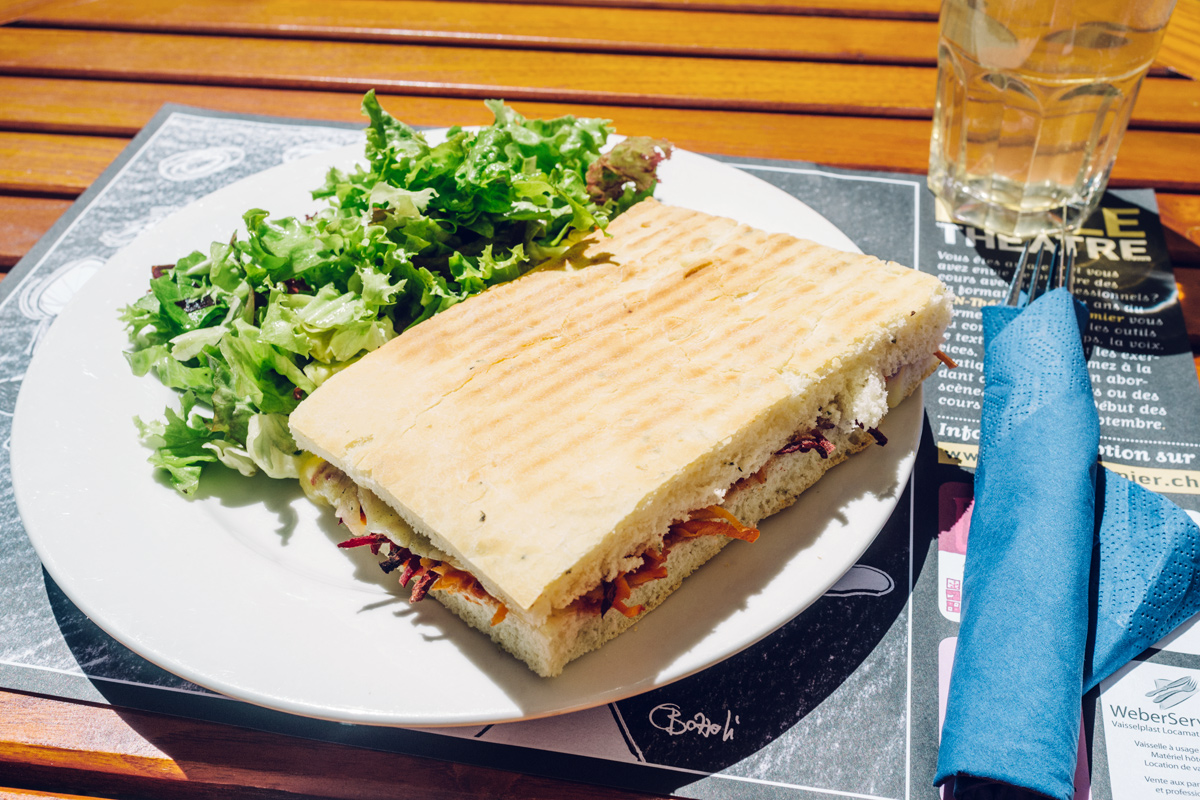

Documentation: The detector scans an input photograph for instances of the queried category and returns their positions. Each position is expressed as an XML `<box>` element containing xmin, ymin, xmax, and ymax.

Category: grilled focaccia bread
<box><xmin>290</xmin><ymin>198</ymin><xmax>952</xmax><ymax>676</ymax></box>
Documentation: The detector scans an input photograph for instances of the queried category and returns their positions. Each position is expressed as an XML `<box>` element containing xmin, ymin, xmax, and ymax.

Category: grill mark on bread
<box><xmin>412</xmin><ymin>215</ymin><xmax>756</xmax><ymax>447</ymax></box>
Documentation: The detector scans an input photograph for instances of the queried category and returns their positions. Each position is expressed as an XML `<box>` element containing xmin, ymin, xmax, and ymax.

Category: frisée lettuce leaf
<box><xmin>123</xmin><ymin>92</ymin><xmax>672</xmax><ymax>495</ymax></box>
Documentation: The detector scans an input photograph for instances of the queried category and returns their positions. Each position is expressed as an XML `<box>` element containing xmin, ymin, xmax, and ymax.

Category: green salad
<box><xmin>122</xmin><ymin>91</ymin><xmax>672</xmax><ymax>495</ymax></box>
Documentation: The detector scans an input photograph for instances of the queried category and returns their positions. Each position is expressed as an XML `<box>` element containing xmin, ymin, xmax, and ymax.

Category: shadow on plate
<box><xmin>39</xmin><ymin>423</ymin><xmax>935</xmax><ymax>799</ymax></box>
<box><xmin>156</xmin><ymin>403</ymin><xmax>918</xmax><ymax>714</ymax></box>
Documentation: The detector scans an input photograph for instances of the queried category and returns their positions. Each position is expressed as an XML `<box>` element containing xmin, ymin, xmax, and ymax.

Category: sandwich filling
<box><xmin>302</xmin><ymin>455</ymin><xmax>763</xmax><ymax>629</ymax></box>
<box><xmin>298</xmin><ymin>370</ymin><xmax>927</xmax><ymax>633</ymax></box>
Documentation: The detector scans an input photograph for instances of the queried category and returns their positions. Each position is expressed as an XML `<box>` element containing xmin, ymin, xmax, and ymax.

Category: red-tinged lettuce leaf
<box><xmin>586</xmin><ymin>137</ymin><xmax>674</xmax><ymax>206</ymax></box>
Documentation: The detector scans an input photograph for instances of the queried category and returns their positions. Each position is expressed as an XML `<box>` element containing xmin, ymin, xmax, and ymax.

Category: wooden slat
<box><xmin>0</xmin><ymin>78</ymin><xmax>383</xmax><ymax>136</ymax></box>
<box><xmin>0</xmin><ymin>195</ymin><xmax>71</xmax><ymax>267</ymax></box>
<box><xmin>0</xmin><ymin>132</ymin><xmax>125</xmax><ymax>196</ymax></box>
<box><xmin>3</xmin><ymin>87</ymin><xmax>1200</xmax><ymax>193</ymax></box>
<box><xmin>0</xmin><ymin>29</ymin><xmax>934</xmax><ymax>118</ymax></box>
<box><xmin>0</xmin><ymin>690</ymin><xmax>656</xmax><ymax>800</ymax></box>
<box><xmin>0</xmin><ymin>102</ymin><xmax>935</xmax><ymax>196</ymax></box>
<box><xmin>1161</xmin><ymin>192</ymin><xmax>1200</xmax><ymax>248</ymax></box>
<box><xmin>1176</xmin><ymin>262</ymin><xmax>1200</xmax><ymax>355</ymax></box>
<box><xmin>0</xmin><ymin>114</ymin><xmax>935</xmax><ymax>195</ymax></box>
<box><xmin>1</xmin><ymin>28</ymin><xmax>1197</xmax><ymax>130</ymax></box>
<box><xmin>0</xmin><ymin>787</ymin><xmax>104</xmax><ymax>800</ymax></box>
<box><xmin>17</xmin><ymin>0</ymin><xmax>940</xmax><ymax>65</ymax></box>
<box><xmin>16</xmin><ymin>0</ymin><xmax>1165</xmax><ymax>77</ymax></box>
<box><xmin>0</xmin><ymin>0</ymin><xmax>63</xmax><ymax>25</ymax></box>
<box><xmin>458</xmin><ymin>0</ymin><xmax>941</xmax><ymax>20</ymax></box>
<box><xmin>1100</xmin><ymin>128</ymin><xmax>1200</xmax><ymax>192</ymax></box>
<box><xmin>1158</xmin><ymin>0</ymin><xmax>1200</xmax><ymax>79</ymax></box>
<box><xmin>0</xmin><ymin>78</ymin><xmax>929</xmax><ymax>167</ymax></box>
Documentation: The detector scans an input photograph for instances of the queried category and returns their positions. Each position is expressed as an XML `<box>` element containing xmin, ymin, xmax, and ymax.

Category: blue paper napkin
<box><xmin>935</xmin><ymin>288</ymin><xmax>1200</xmax><ymax>800</ymax></box>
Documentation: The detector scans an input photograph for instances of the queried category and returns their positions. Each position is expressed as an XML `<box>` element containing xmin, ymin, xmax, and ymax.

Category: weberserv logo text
<box><xmin>1107</xmin><ymin>675</ymin><xmax>1200</xmax><ymax>735</ymax></box>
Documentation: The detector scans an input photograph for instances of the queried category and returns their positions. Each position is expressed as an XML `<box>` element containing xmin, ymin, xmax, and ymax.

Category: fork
<box><xmin>1003</xmin><ymin>235</ymin><xmax>1077</xmax><ymax>308</ymax></box>
<box><xmin>1147</xmin><ymin>676</ymin><xmax>1198</xmax><ymax>708</ymax></box>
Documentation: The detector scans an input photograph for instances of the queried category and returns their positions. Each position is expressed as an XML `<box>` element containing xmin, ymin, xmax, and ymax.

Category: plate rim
<box><xmin>10</xmin><ymin>138</ymin><xmax>917</xmax><ymax>726</ymax></box>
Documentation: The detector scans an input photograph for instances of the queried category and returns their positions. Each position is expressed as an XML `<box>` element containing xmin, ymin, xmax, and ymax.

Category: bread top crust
<box><xmin>290</xmin><ymin>199</ymin><xmax>950</xmax><ymax>615</ymax></box>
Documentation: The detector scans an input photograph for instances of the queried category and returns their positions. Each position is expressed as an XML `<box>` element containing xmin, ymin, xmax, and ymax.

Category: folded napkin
<box><xmin>935</xmin><ymin>287</ymin><xmax>1200</xmax><ymax>800</ymax></box>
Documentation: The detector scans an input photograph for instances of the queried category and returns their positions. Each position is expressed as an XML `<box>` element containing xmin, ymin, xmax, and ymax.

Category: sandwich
<box><xmin>288</xmin><ymin>198</ymin><xmax>953</xmax><ymax>677</ymax></box>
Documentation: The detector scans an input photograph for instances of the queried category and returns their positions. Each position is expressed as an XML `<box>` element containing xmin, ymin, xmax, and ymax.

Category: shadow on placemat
<box><xmin>618</xmin><ymin>477</ymin><xmax>931</xmax><ymax>778</ymax></box>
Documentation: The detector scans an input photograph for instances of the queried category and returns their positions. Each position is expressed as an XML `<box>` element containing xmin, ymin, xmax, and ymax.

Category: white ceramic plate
<box><xmin>11</xmin><ymin>139</ymin><xmax>920</xmax><ymax>726</ymax></box>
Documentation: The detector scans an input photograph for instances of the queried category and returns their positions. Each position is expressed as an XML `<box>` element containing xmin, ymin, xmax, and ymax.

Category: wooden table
<box><xmin>2</xmin><ymin>0</ymin><xmax>1199</xmax><ymax>797</ymax></box>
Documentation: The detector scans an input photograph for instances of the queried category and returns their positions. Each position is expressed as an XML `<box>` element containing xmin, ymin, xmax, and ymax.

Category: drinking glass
<box><xmin>928</xmin><ymin>0</ymin><xmax>1177</xmax><ymax>239</ymax></box>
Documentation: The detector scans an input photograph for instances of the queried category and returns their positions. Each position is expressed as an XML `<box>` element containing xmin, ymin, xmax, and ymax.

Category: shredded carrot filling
<box><xmin>574</xmin><ymin>505</ymin><xmax>760</xmax><ymax>618</ymax></box>
<box><xmin>935</xmin><ymin>349</ymin><xmax>957</xmax><ymax>369</ymax></box>
<box><xmin>339</xmin><ymin>499</ymin><xmax>757</xmax><ymax>626</ymax></box>
<box><xmin>414</xmin><ymin>503</ymin><xmax>758</xmax><ymax>622</ymax></box>
<box><xmin>339</xmin><ymin>535</ymin><xmax>507</xmax><ymax>626</ymax></box>
<box><xmin>671</xmin><ymin>505</ymin><xmax>761</xmax><ymax>543</ymax></box>
<box><xmin>430</xmin><ymin>562</ymin><xmax>484</xmax><ymax>597</ymax></box>
<box><xmin>429</xmin><ymin>562</ymin><xmax>511</xmax><ymax>625</ymax></box>
<box><xmin>625</xmin><ymin>548</ymin><xmax>668</xmax><ymax>587</ymax></box>
<box><xmin>610</xmin><ymin>574</ymin><xmax>644</xmax><ymax>618</ymax></box>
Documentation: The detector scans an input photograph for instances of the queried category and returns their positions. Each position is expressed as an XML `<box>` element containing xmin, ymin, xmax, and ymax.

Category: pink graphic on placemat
<box><xmin>938</xmin><ymin>638</ymin><xmax>1092</xmax><ymax>799</ymax></box>
<box><xmin>938</xmin><ymin>482</ymin><xmax>973</xmax><ymax>621</ymax></box>
<box><xmin>945</xmin><ymin>578</ymin><xmax>961</xmax><ymax>614</ymax></box>
<box><xmin>939</xmin><ymin>483</ymin><xmax>973</xmax><ymax>555</ymax></box>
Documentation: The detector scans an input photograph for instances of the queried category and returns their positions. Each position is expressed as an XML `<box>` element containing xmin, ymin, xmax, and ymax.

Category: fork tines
<box><xmin>1004</xmin><ymin>235</ymin><xmax>1076</xmax><ymax>309</ymax></box>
